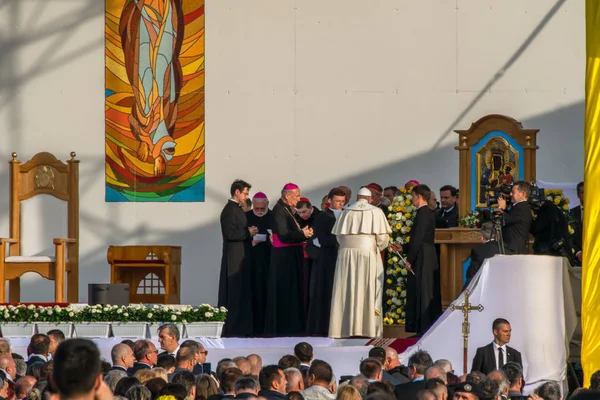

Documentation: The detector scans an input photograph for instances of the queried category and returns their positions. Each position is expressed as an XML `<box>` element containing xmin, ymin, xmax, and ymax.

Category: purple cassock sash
<box><xmin>272</xmin><ymin>234</ymin><xmax>304</xmax><ymax>248</ymax></box>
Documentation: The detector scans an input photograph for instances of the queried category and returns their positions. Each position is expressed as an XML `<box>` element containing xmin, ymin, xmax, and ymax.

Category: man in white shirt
<box><xmin>471</xmin><ymin>318</ymin><xmax>523</xmax><ymax>375</ymax></box>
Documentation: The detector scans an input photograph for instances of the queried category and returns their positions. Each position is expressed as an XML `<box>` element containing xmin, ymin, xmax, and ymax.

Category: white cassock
<box><xmin>328</xmin><ymin>199</ymin><xmax>392</xmax><ymax>338</ymax></box>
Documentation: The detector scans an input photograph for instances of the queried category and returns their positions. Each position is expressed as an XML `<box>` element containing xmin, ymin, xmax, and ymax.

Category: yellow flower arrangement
<box><xmin>384</xmin><ymin>187</ymin><xmax>416</xmax><ymax>325</ymax></box>
<box><xmin>544</xmin><ymin>188</ymin><xmax>577</xmax><ymax>236</ymax></box>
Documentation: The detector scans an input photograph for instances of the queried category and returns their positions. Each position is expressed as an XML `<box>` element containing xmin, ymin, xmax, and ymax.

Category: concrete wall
<box><xmin>0</xmin><ymin>0</ymin><xmax>584</xmax><ymax>303</ymax></box>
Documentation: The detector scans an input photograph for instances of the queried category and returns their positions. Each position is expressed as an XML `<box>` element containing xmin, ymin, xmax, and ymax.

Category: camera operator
<box><xmin>530</xmin><ymin>198</ymin><xmax>575</xmax><ymax>260</ymax></box>
<box><xmin>497</xmin><ymin>181</ymin><xmax>533</xmax><ymax>254</ymax></box>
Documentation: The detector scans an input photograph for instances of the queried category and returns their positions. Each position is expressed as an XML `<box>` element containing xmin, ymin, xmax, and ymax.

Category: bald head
<box><xmin>247</xmin><ymin>354</ymin><xmax>262</xmax><ymax>376</ymax></box>
<box><xmin>0</xmin><ymin>353</ymin><xmax>16</xmax><ymax>380</ymax></box>
<box><xmin>0</xmin><ymin>339</ymin><xmax>10</xmax><ymax>355</ymax></box>
<box><xmin>16</xmin><ymin>376</ymin><xmax>37</xmax><ymax>398</ymax></box>
<box><xmin>385</xmin><ymin>347</ymin><xmax>401</xmax><ymax>369</ymax></box>
<box><xmin>233</xmin><ymin>357</ymin><xmax>252</xmax><ymax>375</ymax></box>
<box><xmin>425</xmin><ymin>366</ymin><xmax>447</xmax><ymax>384</ymax></box>
<box><xmin>285</xmin><ymin>367</ymin><xmax>304</xmax><ymax>392</ymax></box>
<box><xmin>111</xmin><ymin>343</ymin><xmax>134</xmax><ymax>369</ymax></box>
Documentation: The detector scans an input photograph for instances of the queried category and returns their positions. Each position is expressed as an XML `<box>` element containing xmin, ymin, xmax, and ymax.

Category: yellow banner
<box><xmin>582</xmin><ymin>0</ymin><xmax>600</xmax><ymax>387</ymax></box>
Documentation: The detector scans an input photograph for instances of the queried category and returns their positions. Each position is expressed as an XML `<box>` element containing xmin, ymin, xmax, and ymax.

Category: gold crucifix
<box><xmin>451</xmin><ymin>289</ymin><xmax>484</xmax><ymax>374</ymax></box>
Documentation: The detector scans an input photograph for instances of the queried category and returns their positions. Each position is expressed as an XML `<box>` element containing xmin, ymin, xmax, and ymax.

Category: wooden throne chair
<box><xmin>0</xmin><ymin>152</ymin><xmax>79</xmax><ymax>303</ymax></box>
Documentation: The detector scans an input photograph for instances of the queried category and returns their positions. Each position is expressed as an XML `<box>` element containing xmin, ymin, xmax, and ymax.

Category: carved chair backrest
<box><xmin>8</xmin><ymin>152</ymin><xmax>79</xmax><ymax>257</ymax></box>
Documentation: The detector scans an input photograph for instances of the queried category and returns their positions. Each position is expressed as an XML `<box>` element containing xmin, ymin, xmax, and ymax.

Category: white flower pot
<box><xmin>36</xmin><ymin>322</ymin><xmax>73</xmax><ymax>338</ymax></box>
<box><xmin>72</xmin><ymin>322</ymin><xmax>111</xmax><ymax>338</ymax></box>
<box><xmin>111</xmin><ymin>322</ymin><xmax>147</xmax><ymax>338</ymax></box>
<box><xmin>146</xmin><ymin>322</ymin><xmax>184</xmax><ymax>339</ymax></box>
<box><xmin>0</xmin><ymin>322</ymin><xmax>35</xmax><ymax>337</ymax></box>
<box><xmin>184</xmin><ymin>322</ymin><xmax>224</xmax><ymax>338</ymax></box>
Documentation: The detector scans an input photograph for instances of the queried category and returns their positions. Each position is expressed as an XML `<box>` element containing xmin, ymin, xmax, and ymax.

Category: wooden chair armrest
<box><xmin>0</xmin><ymin>238</ymin><xmax>18</xmax><ymax>244</ymax></box>
<box><xmin>53</xmin><ymin>238</ymin><xmax>77</xmax><ymax>245</ymax></box>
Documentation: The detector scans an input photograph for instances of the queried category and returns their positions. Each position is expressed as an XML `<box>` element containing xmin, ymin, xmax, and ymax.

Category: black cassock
<box><xmin>405</xmin><ymin>205</ymin><xmax>442</xmax><ymax>335</ymax></box>
<box><xmin>245</xmin><ymin>210</ymin><xmax>273</xmax><ymax>336</ymax></box>
<box><xmin>306</xmin><ymin>209</ymin><xmax>338</xmax><ymax>336</ymax></box>
<box><xmin>218</xmin><ymin>200</ymin><xmax>253</xmax><ymax>337</ymax></box>
<box><xmin>265</xmin><ymin>199</ymin><xmax>307</xmax><ymax>336</ymax></box>
<box><xmin>296</xmin><ymin>207</ymin><xmax>321</xmax><ymax>315</ymax></box>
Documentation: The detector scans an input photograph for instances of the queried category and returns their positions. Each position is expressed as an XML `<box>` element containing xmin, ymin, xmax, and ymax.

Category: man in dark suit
<box><xmin>471</xmin><ymin>318</ymin><xmax>523</xmax><ymax>375</ymax></box>
<box><xmin>109</xmin><ymin>343</ymin><xmax>135</xmax><ymax>373</ymax></box>
<box><xmin>26</xmin><ymin>334</ymin><xmax>50</xmax><ymax>371</ymax></box>
<box><xmin>570</xmin><ymin>181</ymin><xmax>584</xmax><ymax>264</ymax></box>
<box><xmin>435</xmin><ymin>185</ymin><xmax>459</xmax><ymax>228</ymax></box>
<box><xmin>293</xmin><ymin>342</ymin><xmax>313</xmax><ymax>373</ymax></box>
<box><xmin>394</xmin><ymin>350</ymin><xmax>433</xmax><ymax>400</ymax></box>
<box><xmin>127</xmin><ymin>340</ymin><xmax>158</xmax><ymax>375</ymax></box>
<box><xmin>466</xmin><ymin>222</ymin><xmax>501</xmax><ymax>286</ymax></box>
<box><xmin>497</xmin><ymin>181</ymin><xmax>532</xmax><ymax>254</ymax></box>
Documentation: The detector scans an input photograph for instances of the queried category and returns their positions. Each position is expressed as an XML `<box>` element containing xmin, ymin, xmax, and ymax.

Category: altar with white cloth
<box><xmin>400</xmin><ymin>255</ymin><xmax>577</xmax><ymax>393</ymax></box>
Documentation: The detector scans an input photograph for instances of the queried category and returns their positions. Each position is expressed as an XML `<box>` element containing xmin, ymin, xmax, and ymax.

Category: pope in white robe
<box><xmin>329</xmin><ymin>187</ymin><xmax>392</xmax><ymax>338</ymax></box>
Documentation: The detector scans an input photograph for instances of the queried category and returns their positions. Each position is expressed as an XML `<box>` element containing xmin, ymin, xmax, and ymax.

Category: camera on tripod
<box><xmin>486</xmin><ymin>185</ymin><xmax>513</xmax><ymax>207</ymax></box>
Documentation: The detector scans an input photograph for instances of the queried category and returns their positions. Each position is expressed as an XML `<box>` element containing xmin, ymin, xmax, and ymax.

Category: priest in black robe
<box><xmin>218</xmin><ymin>179</ymin><xmax>258</xmax><ymax>337</ymax></box>
<box><xmin>264</xmin><ymin>183</ymin><xmax>313</xmax><ymax>336</ymax></box>
<box><xmin>306</xmin><ymin>187</ymin><xmax>346</xmax><ymax>336</ymax></box>
<box><xmin>245</xmin><ymin>191</ymin><xmax>272</xmax><ymax>336</ymax></box>
<box><xmin>404</xmin><ymin>184</ymin><xmax>442</xmax><ymax>337</ymax></box>
<box><xmin>295</xmin><ymin>198</ymin><xmax>321</xmax><ymax>315</ymax></box>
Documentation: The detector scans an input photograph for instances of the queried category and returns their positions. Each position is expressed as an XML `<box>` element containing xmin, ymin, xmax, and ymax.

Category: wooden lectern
<box><xmin>108</xmin><ymin>245</ymin><xmax>181</xmax><ymax>304</ymax></box>
<box><xmin>436</xmin><ymin>115</ymin><xmax>539</xmax><ymax>308</ymax></box>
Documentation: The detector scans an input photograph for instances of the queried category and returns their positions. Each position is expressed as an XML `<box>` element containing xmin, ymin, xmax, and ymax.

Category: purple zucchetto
<box><xmin>283</xmin><ymin>183</ymin><xmax>299</xmax><ymax>191</ymax></box>
<box><xmin>253</xmin><ymin>192</ymin><xmax>267</xmax><ymax>199</ymax></box>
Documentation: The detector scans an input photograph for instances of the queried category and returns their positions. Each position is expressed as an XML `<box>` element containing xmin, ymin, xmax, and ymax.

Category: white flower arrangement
<box><xmin>384</xmin><ymin>188</ymin><xmax>417</xmax><ymax>325</ymax></box>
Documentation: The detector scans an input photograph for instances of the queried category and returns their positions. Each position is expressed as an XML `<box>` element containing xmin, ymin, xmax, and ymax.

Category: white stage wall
<box><xmin>0</xmin><ymin>1</ymin><xmax>585</xmax><ymax>303</ymax></box>
<box><xmin>400</xmin><ymin>255</ymin><xmax>577</xmax><ymax>393</ymax></box>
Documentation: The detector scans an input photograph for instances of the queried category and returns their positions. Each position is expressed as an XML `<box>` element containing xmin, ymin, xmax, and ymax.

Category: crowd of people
<box><xmin>217</xmin><ymin>177</ymin><xmax>585</xmax><ymax>339</ymax></box>
<box><xmin>0</xmin><ymin>323</ymin><xmax>597</xmax><ymax>400</ymax></box>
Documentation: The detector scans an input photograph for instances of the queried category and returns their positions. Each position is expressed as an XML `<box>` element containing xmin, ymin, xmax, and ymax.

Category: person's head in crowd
<box><xmin>408</xmin><ymin>350</ymin><xmax>434</xmax><ymax>382</ymax></box>
<box><xmin>194</xmin><ymin>374</ymin><xmax>219</xmax><ymax>400</ymax></box>
<box><xmin>0</xmin><ymin>339</ymin><xmax>11</xmax><ymax>355</ymax></box>
<box><xmin>232</xmin><ymin>356</ymin><xmax>252</xmax><ymax>375</ymax></box>
<box><xmin>487</xmin><ymin>370</ymin><xmax>509</xmax><ymax>398</ymax></box>
<box><xmin>119</xmin><ymin>339</ymin><xmax>134</xmax><ymax>348</ymax></box>
<box><xmin>157</xmin><ymin>353</ymin><xmax>176</xmax><ymax>373</ymax></box>
<box><xmin>126</xmin><ymin>384</ymin><xmax>151</xmax><ymax>400</ymax></box>
<box><xmin>0</xmin><ymin>369</ymin><xmax>12</xmax><ymax>400</ymax></box>
<box><xmin>425</xmin><ymin>366</ymin><xmax>448</xmax><ymax>384</ymax></box>
<box><xmin>368</xmin><ymin>348</ymin><xmax>387</xmax><ymax>369</ymax></box>
<box><xmin>259</xmin><ymin>365</ymin><xmax>287</xmax><ymax>394</ymax></box>
<box><xmin>294</xmin><ymin>342</ymin><xmax>314</xmax><ymax>366</ymax></box>
<box><xmin>359</xmin><ymin>358</ymin><xmax>383</xmax><ymax>382</ymax></box>
<box><xmin>160</xmin><ymin>383</ymin><xmax>188</xmax><ymax>400</ymax></box>
<box><xmin>411</xmin><ymin>184</ymin><xmax>432</xmax><ymax>208</ymax></box>
<box><xmin>172</xmin><ymin>371</ymin><xmax>196</xmax><ymax>400</ymax></box>
<box><xmin>234</xmin><ymin>375</ymin><xmax>260</xmax><ymax>396</ymax></box>
<box><xmin>179</xmin><ymin>340</ymin><xmax>200</xmax><ymax>365</ymax></box>
<box><xmin>536</xmin><ymin>381</ymin><xmax>561</xmax><ymax>400</ymax></box>
<box><xmin>433</xmin><ymin>359</ymin><xmax>454</xmax><ymax>375</ymax></box>
<box><xmin>465</xmin><ymin>372</ymin><xmax>487</xmax><ymax>385</ymax></box>
<box><xmin>492</xmin><ymin>319</ymin><xmax>512</xmax><ymax>346</ymax></box>
<box><xmin>115</xmin><ymin>377</ymin><xmax>141</xmax><ymax>397</ymax></box>
<box><xmin>453</xmin><ymin>381</ymin><xmax>483</xmax><ymax>400</ymax></box>
<box><xmin>47</xmin><ymin>330</ymin><xmax>66</xmax><ymax>357</ymax></box>
<box><xmin>219</xmin><ymin>368</ymin><xmax>243</xmax><ymax>396</ymax></box>
<box><xmin>590</xmin><ymin>370</ymin><xmax>600</xmax><ymax>390</ymax></box>
<box><xmin>405</xmin><ymin>180</ymin><xmax>420</xmax><ymax>191</ymax></box>
<box><xmin>152</xmin><ymin>368</ymin><xmax>169</xmax><ymax>382</ymax></box>
<box><xmin>158</xmin><ymin>324</ymin><xmax>181</xmax><ymax>354</ymax></box>
<box><xmin>500</xmin><ymin>362</ymin><xmax>524</xmax><ymax>393</ymax></box>
<box><xmin>39</xmin><ymin>361</ymin><xmax>52</xmax><ymax>383</ymax></box>
<box><xmin>288</xmin><ymin>391</ymin><xmax>305</xmax><ymax>400</ymax></box>
<box><xmin>103</xmin><ymin>369</ymin><xmax>127</xmax><ymax>392</ymax></box>
<box><xmin>367</xmin><ymin>381</ymin><xmax>394</xmax><ymax>396</ymax></box>
<box><xmin>349</xmin><ymin>375</ymin><xmax>369</xmax><ymax>398</ymax></box>
<box><xmin>134</xmin><ymin>369</ymin><xmax>154</xmax><ymax>385</ymax></box>
<box><xmin>27</xmin><ymin>364</ymin><xmax>42</xmax><ymax>381</ymax></box>
<box><xmin>278</xmin><ymin>355</ymin><xmax>301</xmax><ymax>370</ymax></box>
<box><xmin>425</xmin><ymin>378</ymin><xmax>448</xmax><ymax>400</ymax></box>
<box><xmin>0</xmin><ymin>354</ymin><xmax>17</xmax><ymax>380</ymax></box>
<box><xmin>111</xmin><ymin>343</ymin><xmax>136</xmax><ymax>371</ymax></box>
<box><xmin>439</xmin><ymin>185</ymin><xmax>458</xmax><ymax>211</ymax></box>
<box><xmin>52</xmin><ymin>339</ymin><xmax>108</xmax><ymax>400</ymax></box>
<box><xmin>384</xmin><ymin>186</ymin><xmax>398</xmax><ymax>203</ymax></box>
<box><xmin>320</xmin><ymin>195</ymin><xmax>330</xmax><ymax>210</ymax></box>
<box><xmin>285</xmin><ymin>368</ymin><xmax>304</xmax><ymax>393</ymax></box>
<box><xmin>133</xmin><ymin>340</ymin><xmax>159</xmax><ymax>367</ymax></box>
<box><xmin>247</xmin><ymin>354</ymin><xmax>263</xmax><ymax>377</ymax></box>
<box><xmin>15</xmin><ymin>376</ymin><xmax>36</xmax><ymax>400</ymax></box>
<box><xmin>338</xmin><ymin>186</ymin><xmax>352</xmax><ymax>206</ymax></box>
<box><xmin>28</xmin><ymin>335</ymin><xmax>50</xmax><ymax>358</ymax></box>
<box><xmin>306</xmin><ymin>360</ymin><xmax>334</xmax><ymax>390</ymax></box>
<box><xmin>216</xmin><ymin>359</ymin><xmax>237</xmax><ymax>381</ymax></box>
<box><xmin>364</xmin><ymin>392</ymin><xmax>396</xmax><ymax>400</ymax></box>
<box><xmin>384</xmin><ymin>348</ymin><xmax>402</xmax><ymax>371</ymax></box>
<box><xmin>417</xmin><ymin>389</ymin><xmax>437</xmax><ymax>400</ymax></box>
<box><xmin>175</xmin><ymin>347</ymin><xmax>196</xmax><ymax>372</ymax></box>
<box><xmin>145</xmin><ymin>378</ymin><xmax>167</xmax><ymax>400</ymax></box>
<box><xmin>478</xmin><ymin>378</ymin><xmax>500</xmax><ymax>400</ymax></box>
<box><xmin>338</xmin><ymin>384</ymin><xmax>362</xmax><ymax>400</ymax></box>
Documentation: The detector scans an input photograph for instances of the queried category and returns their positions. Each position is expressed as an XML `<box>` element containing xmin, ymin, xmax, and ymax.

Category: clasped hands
<box><xmin>302</xmin><ymin>226</ymin><xmax>314</xmax><ymax>238</ymax></box>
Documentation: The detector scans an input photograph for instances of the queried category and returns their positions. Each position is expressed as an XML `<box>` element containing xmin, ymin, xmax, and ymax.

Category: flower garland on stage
<box><xmin>383</xmin><ymin>188</ymin><xmax>416</xmax><ymax>325</ymax></box>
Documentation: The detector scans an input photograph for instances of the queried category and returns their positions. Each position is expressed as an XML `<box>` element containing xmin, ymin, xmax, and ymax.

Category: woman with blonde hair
<box><xmin>336</xmin><ymin>384</ymin><xmax>362</xmax><ymax>400</ymax></box>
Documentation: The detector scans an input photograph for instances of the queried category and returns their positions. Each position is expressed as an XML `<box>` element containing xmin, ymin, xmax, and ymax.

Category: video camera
<box><xmin>486</xmin><ymin>183</ymin><xmax>546</xmax><ymax>208</ymax></box>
